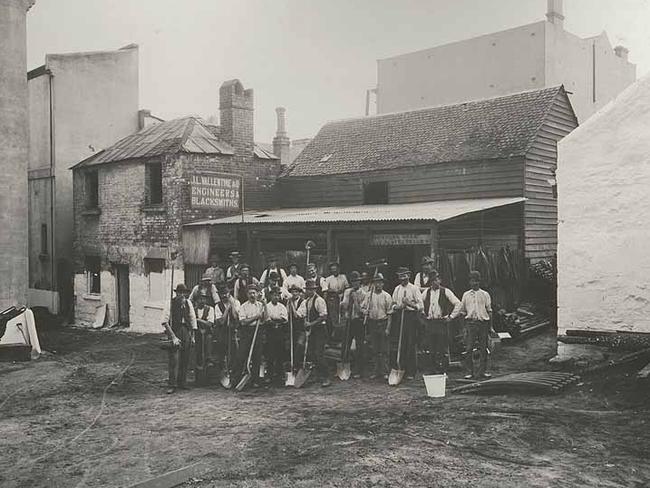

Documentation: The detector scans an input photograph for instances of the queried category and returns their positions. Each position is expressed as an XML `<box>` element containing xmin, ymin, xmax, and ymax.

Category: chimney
<box><xmin>272</xmin><ymin>107</ymin><xmax>291</xmax><ymax>165</ymax></box>
<box><xmin>219</xmin><ymin>79</ymin><xmax>254</xmax><ymax>158</ymax></box>
<box><xmin>138</xmin><ymin>109</ymin><xmax>151</xmax><ymax>130</ymax></box>
<box><xmin>614</xmin><ymin>45</ymin><xmax>629</xmax><ymax>61</ymax></box>
<box><xmin>546</xmin><ymin>0</ymin><xmax>564</xmax><ymax>29</ymax></box>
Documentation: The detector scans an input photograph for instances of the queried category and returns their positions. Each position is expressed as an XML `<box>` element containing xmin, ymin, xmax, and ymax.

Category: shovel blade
<box><xmin>293</xmin><ymin>368</ymin><xmax>312</xmax><ymax>388</ymax></box>
<box><xmin>388</xmin><ymin>368</ymin><xmax>405</xmax><ymax>386</ymax></box>
<box><xmin>337</xmin><ymin>362</ymin><xmax>351</xmax><ymax>381</ymax></box>
<box><xmin>235</xmin><ymin>373</ymin><xmax>252</xmax><ymax>391</ymax></box>
<box><xmin>220</xmin><ymin>372</ymin><xmax>232</xmax><ymax>389</ymax></box>
<box><xmin>284</xmin><ymin>372</ymin><xmax>296</xmax><ymax>386</ymax></box>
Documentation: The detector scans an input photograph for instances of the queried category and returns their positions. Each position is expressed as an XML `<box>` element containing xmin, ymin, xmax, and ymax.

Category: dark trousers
<box><xmin>368</xmin><ymin>318</ymin><xmax>389</xmax><ymax>377</ymax></box>
<box><xmin>236</xmin><ymin>325</ymin><xmax>262</xmax><ymax>382</ymax></box>
<box><xmin>344</xmin><ymin>317</ymin><xmax>366</xmax><ymax>375</ymax></box>
<box><xmin>307</xmin><ymin>324</ymin><xmax>329</xmax><ymax>381</ymax></box>
<box><xmin>291</xmin><ymin>328</ymin><xmax>306</xmax><ymax>369</ymax></box>
<box><xmin>264</xmin><ymin>323</ymin><xmax>287</xmax><ymax>379</ymax></box>
<box><xmin>168</xmin><ymin>327</ymin><xmax>192</xmax><ymax>388</ymax></box>
<box><xmin>464</xmin><ymin>320</ymin><xmax>490</xmax><ymax>377</ymax></box>
<box><xmin>423</xmin><ymin>319</ymin><xmax>449</xmax><ymax>374</ymax></box>
<box><xmin>389</xmin><ymin>310</ymin><xmax>418</xmax><ymax>376</ymax></box>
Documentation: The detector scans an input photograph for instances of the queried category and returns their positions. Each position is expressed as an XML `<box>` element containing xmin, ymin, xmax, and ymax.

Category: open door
<box><xmin>114</xmin><ymin>264</ymin><xmax>130</xmax><ymax>326</ymax></box>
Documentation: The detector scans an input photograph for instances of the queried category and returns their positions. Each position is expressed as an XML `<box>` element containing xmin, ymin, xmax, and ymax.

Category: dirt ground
<box><xmin>0</xmin><ymin>323</ymin><xmax>648</xmax><ymax>488</ymax></box>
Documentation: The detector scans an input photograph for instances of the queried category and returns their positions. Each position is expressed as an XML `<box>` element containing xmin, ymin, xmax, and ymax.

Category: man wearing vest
<box><xmin>341</xmin><ymin>271</ymin><xmax>367</xmax><ymax>379</ymax></box>
<box><xmin>414</xmin><ymin>256</ymin><xmax>435</xmax><ymax>292</ymax></box>
<box><xmin>420</xmin><ymin>270</ymin><xmax>461</xmax><ymax>375</ymax></box>
<box><xmin>233</xmin><ymin>264</ymin><xmax>259</xmax><ymax>306</ymax></box>
<box><xmin>322</xmin><ymin>261</ymin><xmax>349</xmax><ymax>338</ymax></box>
<box><xmin>390</xmin><ymin>267</ymin><xmax>424</xmax><ymax>380</ymax></box>
<box><xmin>297</xmin><ymin>279</ymin><xmax>330</xmax><ymax>387</ymax></box>
<box><xmin>194</xmin><ymin>289</ymin><xmax>216</xmax><ymax>384</ymax></box>
<box><xmin>189</xmin><ymin>273</ymin><xmax>220</xmax><ymax>307</ymax></box>
<box><xmin>460</xmin><ymin>270</ymin><xmax>493</xmax><ymax>380</ymax></box>
<box><xmin>261</xmin><ymin>272</ymin><xmax>291</xmax><ymax>303</ymax></box>
<box><xmin>259</xmin><ymin>257</ymin><xmax>288</xmax><ymax>288</ymax></box>
<box><xmin>226</xmin><ymin>251</ymin><xmax>242</xmax><ymax>288</ymax></box>
<box><xmin>162</xmin><ymin>284</ymin><xmax>197</xmax><ymax>394</ymax></box>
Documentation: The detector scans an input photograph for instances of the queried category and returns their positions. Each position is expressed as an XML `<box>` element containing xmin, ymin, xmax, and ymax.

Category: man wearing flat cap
<box><xmin>296</xmin><ymin>278</ymin><xmax>331</xmax><ymax>387</ymax></box>
<box><xmin>233</xmin><ymin>263</ymin><xmax>259</xmax><ymax>306</ymax></box>
<box><xmin>236</xmin><ymin>283</ymin><xmax>266</xmax><ymax>387</ymax></box>
<box><xmin>189</xmin><ymin>273</ymin><xmax>220</xmax><ymax>307</ymax></box>
<box><xmin>322</xmin><ymin>261</ymin><xmax>349</xmax><ymax>335</ymax></box>
<box><xmin>460</xmin><ymin>270</ymin><xmax>493</xmax><ymax>379</ymax></box>
<box><xmin>390</xmin><ymin>267</ymin><xmax>424</xmax><ymax>380</ymax></box>
<box><xmin>287</xmin><ymin>283</ymin><xmax>306</xmax><ymax>360</ymax></box>
<box><xmin>414</xmin><ymin>256</ymin><xmax>435</xmax><ymax>292</ymax></box>
<box><xmin>226</xmin><ymin>251</ymin><xmax>243</xmax><ymax>287</ymax></box>
<box><xmin>362</xmin><ymin>273</ymin><xmax>393</xmax><ymax>379</ymax></box>
<box><xmin>193</xmin><ymin>288</ymin><xmax>216</xmax><ymax>384</ymax></box>
<box><xmin>162</xmin><ymin>283</ymin><xmax>197</xmax><ymax>394</ymax></box>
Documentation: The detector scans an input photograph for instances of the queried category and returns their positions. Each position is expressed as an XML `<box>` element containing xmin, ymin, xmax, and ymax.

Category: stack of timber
<box><xmin>452</xmin><ymin>372</ymin><xmax>580</xmax><ymax>395</ymax></box>
<box><xmin>495</xmin><ymin>304</ymin><xmax>552</xmax><ymax>341</ymax></box>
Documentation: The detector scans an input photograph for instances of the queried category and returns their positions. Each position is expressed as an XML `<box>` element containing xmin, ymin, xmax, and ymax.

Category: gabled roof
<box><xmin>73</xmin><ymin>117</ymin><xmax>234</xmax><ymax>168</ymax></box>
<box><xmin>253</xmin><ymin>143</ymin><xmax>280</xmax><ymax>160</ymax></box>
<box><xmin>283</xmin><ymin>86</ymin><xmax>569</xmax><ymax>178</ymax></box>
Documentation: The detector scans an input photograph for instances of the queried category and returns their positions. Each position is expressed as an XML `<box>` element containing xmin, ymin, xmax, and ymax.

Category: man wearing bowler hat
<box><xmin>226</xmin><ymin>251</ymin><xmax>243</xmax><ymax>287</ymax></box>
<box><xmin>162</xmin><ymin>283</ymin><xmax>197</xmax><ymax>394</ymax></box>
<box><xmin>389</xmin><ymin>267</ymin><xmax>423</xmax><ymax>380</ymax></box>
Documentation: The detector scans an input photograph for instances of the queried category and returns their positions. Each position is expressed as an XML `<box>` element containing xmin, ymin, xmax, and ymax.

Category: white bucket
<box><xmin>423</xmin><ymin>374</ymin><xmax>446</xmax><ymax>398</ymax></box>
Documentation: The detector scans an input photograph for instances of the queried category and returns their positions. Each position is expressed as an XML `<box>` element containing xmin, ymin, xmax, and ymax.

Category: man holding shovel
<box><xmin>162</xmin><ymin>284</ymin><xmax>197</xmax><ymax>394</ymax></box>
<box><xmin>263</xmin><ymin>288</ymin><xmax>289</xmax><ymax>384</ymax></box>
<box><xmin>236</xmin><ymin>284</ymin><xmax>266</xmax><ymax>388</ymax></box>
<box><xmin>193</xmin><ymin>289</ymin><xmax>216</xmax><ymax>385</ymax></box>
<box><xmin>297</xmin><ymin>279</ymin><xmax>330</xmax><ymax>387</ymax></box>
<box><xmin>341</xmin><ymin>271</ymin><xmax>366</xmax><ymax>379</ymax></box>
<box><xmin>420</xmin><ymin>270</ymin><xmax>461</xmax><ymax>375</ymax></box>
<box><xmin>215</xmin><ymin>282</ymin><xmax>240</xmax><ymax>388</ymax></box>
<box><xmin>389</xmin><ymin>267</ymin><xmax>423</xmax><ymax>382</ymax></box>
<box><xmin>362</xmin><ymin>273</ymin><xmax>393</xmax><ymax>380</ymax></box>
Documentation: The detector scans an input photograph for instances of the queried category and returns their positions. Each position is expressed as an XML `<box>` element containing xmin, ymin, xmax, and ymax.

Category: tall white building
<box><xmin>376</xmin><ymin>0</ymin><xmax>635</xmax><ymax>123</ymax></box>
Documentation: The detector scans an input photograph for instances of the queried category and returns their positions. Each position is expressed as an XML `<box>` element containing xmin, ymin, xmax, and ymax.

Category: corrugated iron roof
<box><xmin>282</xmin><ymin>86</ymin><xmax>568</xmax><ymax>177</ymax></box>
<box><xmin>184</xmin><ymin>197</ymin><xmax>525</xmax><ymax>226</ymax></box>
<box><xmin>73</xmin><ymin>117</ymin><xmax>234</xmax><ymax>168</ymax></box>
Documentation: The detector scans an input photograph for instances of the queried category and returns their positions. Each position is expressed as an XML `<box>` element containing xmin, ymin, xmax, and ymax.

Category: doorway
<box><xmin>114</xmin><ymin>264</ymin><xmax>130</xmax><ymax>326</ymax></box>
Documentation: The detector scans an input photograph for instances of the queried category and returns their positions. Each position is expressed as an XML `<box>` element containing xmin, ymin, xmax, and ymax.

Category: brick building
<box><xmin>71</xmin><ymin>80</ymin><xmax>280</xmax><ymax>332</ymax></box>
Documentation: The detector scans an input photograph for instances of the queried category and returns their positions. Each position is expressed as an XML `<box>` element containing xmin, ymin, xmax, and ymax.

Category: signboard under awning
<box><xmin>190</xmin><ymin>173</ymin><xmax>241</xmax><ymax>210</ymax></box>
<box><xmin>370</xmin><ymin>233</ymin><xmax>431</xmax><ymax>246</ymax></box>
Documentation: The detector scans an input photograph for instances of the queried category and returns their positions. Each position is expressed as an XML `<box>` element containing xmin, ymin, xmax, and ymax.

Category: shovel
<box><xmin>285</xmin><ymin>304</ymin><xmax>296</xmax><ymax>386</ymax></box>
<box><xmin>293</xmin><ymin>329</ymin><xmax>312</xmax><ymax>388</ymax></box>
<box><xmin>388</xmin><ymin>309</ymin><xmax>406</xmax><ymax>386</ymax></box>
<box><xmin>337</xmin><ymin>316</ymin><xmax>352</xmax><ymax>381</ymax></box>
<box><xmin>235</xmin><ymin>318</ymin><xmax>260</xmax><ymax>391</ymax></box>
<box><xmin>220</xmin><ymin>313</ymin><xmax>233</xmax><ymax>389</ymax></box>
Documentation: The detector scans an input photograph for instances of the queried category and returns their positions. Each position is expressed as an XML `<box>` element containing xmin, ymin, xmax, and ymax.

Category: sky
<box><xmin>27</xmin><ymin>0</ymin><xmax>650</xmax><ymax>143</ymax></box>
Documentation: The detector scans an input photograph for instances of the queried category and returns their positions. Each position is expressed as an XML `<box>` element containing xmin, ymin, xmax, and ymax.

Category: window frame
<box><xmin>85</xmin><ymin>255</ymin><xmax>102</xmax><ymax>295</ymax></box>
<box><xmin>85</xmin><ymin>170</ymin><xmax>99</xmax><ymax>209</ymax></box>
<box><xmin>362</xmin><ymin>181</ymin><xmax>389</xmax><ymax>205</ymax></box>
<box><xmin>145</xmin><ymin>162</ymin><xmax>164</xmax><ymax>206</ymax></box>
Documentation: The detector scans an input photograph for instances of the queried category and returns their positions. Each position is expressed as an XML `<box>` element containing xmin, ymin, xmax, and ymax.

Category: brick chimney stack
<box><xmin>546</xmin><ymin>0</ymin><xmax>564</xmax><ymax>29</ymax></box>
<box><xmin>273</xmin><ymin>107</ymin><xmax>291</xmax><ymax>165</ymax></box>
<box><xmin>614</xmin><ymin>46</ymin><xmax>630</xmax><ymax>62</ymax></box>
<box><xmin>219</xmin><ymin>79</ymin><xmax>254</xmax><ymax>158</ymax></box>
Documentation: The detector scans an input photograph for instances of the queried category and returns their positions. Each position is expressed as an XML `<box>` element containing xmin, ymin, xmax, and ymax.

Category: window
<box><xmin>85</xmin><ymin>170</ymin><xmax>99</xmax><ymax>209</ymax></box>
<box><xmin>85</xmin><ymin>256</ymin><xmax>101</xmax><ymax>294</ymax></box>
<box><xmin>363</xmin><ymin>181</ymin><xmax>388</xmax><ymax>204</ymax></box>
<box><xmin>40</xmin><ymin>224</ymin><xmax>48</xmax><ymax>255</ymax></box>
<box><xmin>145</xmin><ymin>258</ymin><xmax>165</xmax><ymax>301</ymax></box>
<box><xmin>146</xmin><ymin>162</ymin><xmax>163</xmax><ymax>205</ymax></box>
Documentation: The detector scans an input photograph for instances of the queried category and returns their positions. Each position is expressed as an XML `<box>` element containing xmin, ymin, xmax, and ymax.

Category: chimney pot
<box><xmin>546</xmin><ymin>0</ymin><xmax>564</xmax><ymax>28</ymax></box>
<box><xmin>614</xmin><ymin>45</ymin><xmax>629</xmax><ymax>61</ymax></box>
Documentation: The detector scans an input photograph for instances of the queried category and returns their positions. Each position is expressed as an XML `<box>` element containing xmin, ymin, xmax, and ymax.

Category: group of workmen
<box><xmin>162</xmin><ymin>252</ymin><xmax>494</xmax><ymax>394</ymax></box>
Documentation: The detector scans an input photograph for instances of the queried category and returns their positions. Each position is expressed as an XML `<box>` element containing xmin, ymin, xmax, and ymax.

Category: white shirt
<box><xmin>296</xmin><ymin>294</ymin><xmax>328</xmax><ymax>320</ymax></box>
<box><xmin>421</xmin><ymin>287</ymin><xmax>461</xmax><ymax>320</ymax></box>
<box><xmin>283</xmin><ymin>274</ymin><xmax>306</xmax><ymax>292</ymax></box>
<box><xmin>414</xmin><ymin>272</ymin><xmax>432</xmax><ymax>291</ymax></box>
<box><xmin>362</xmin><ymin>290</ymin><xmax>394</xmax><ymax>320</ymax></box>
<box><xmin>392</xmin><ymin>282</ymin><xmax>424</xmax><ymax>312</ymax></box>
<box><xmin>189</xmin><ymin>284</ymin><xmax>220</xmax><ymax>305</ymax></box>
<box><xmin>321</xmin><ymin>274</ymin><xmax>349</xmax><ymax>294</ymax></box>
<box><xmin>460</xmin><ymin>289</ymin><xmax>492</xmax><ymax>321</ymax></box>
<box><xmin>265</xmin><ymin>302</ymin><xmax>288</xmax><ymax>322</ymax></box>
<box><xmin>214</xmin><ymin>297</ymin><xmax>241</xmax><ymax>321</ymax></box>
<box><xmin>238</xmin><ymin>301</ymin><xmax>265</xmax><ymax>322</ymax></box>
<box><xmin>194</xmin><ymin>305</ymin><xmax>215</xmax><ymax>323</ymax></box>
<box><xmin>341</xmin><ymin>287</ymin><xmax>365</xmax><ymax>319</ymax></box>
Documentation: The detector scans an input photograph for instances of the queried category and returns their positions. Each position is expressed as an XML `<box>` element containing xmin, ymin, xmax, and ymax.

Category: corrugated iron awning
<box><xmin>184</xmin><ymin>197</ymin><xmax>526</xmax><ymax>227</ymax></box>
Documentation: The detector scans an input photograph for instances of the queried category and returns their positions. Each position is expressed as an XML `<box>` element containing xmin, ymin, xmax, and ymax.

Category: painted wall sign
<box><xmin>190</xmin><ymin>173</ymin><xmax>241</xmax><ymax>210</ymax></box>
<box><xmin>370</xmin><ymin>233</ymin><xmax>431</xmax><ymax>246</ymax></box>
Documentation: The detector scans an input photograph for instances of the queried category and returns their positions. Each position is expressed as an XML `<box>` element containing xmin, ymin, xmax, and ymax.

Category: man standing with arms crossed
<box><xmin>460</xmin><ymin>271</ymin><xmax>493</xmax><ymax>380</ymax></box>
<box><xmin>421</xmin><ymin>270</ymin><xmax>461</xmax><ymax>375</ymax></box>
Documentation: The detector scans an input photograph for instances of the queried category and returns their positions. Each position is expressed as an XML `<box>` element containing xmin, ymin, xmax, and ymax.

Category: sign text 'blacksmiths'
<box><xmin>190</xmin><ymin>173</ymin><xmax>241</xmax><ymax>210</ymax></box>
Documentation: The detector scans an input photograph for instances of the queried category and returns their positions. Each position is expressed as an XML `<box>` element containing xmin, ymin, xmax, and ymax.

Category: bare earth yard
<box><xmin>0</xmin><ymin>325</ymin><xmax>648</xmax><ymax>488</ymax></box>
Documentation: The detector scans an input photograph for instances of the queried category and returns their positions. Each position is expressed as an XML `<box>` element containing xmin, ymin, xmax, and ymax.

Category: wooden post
<box><xmin>326</xmin><ymin>227</ymin><xmax>334</xmax><ymax>263</ymax></box>
<box><xmin>430</xmin><ymin>224</ymin><xmax>440</xmax><ymax>269</ymax></box>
